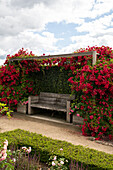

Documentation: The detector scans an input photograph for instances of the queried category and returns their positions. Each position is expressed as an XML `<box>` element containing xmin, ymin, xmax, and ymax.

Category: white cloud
<box><xmin>90</xmin><ymin>0</ymin><xmax>113</xmax><ymax>18</ymax></box>
<box><xmin>0</xmin><ymin>30</ymin><xmax>62</xmax><ymax>57</ymax></box>
<box><xmin>0</xmin><ymin>0</ymin><xmax>95</xmax><ymax>37</ymax></box>
<box><xmin>75</xmin><ymin>13</ymin><xmax>113</xmax><ymax>35</ymax></box>
<box><xmin>0</xmin><ymin>0</ymin><xmax>113</xmax><ymax>65</ymax></box>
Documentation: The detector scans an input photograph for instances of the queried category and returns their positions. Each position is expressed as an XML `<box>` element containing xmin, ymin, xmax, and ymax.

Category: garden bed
<box><xmin>0</xmin><ymin>129</ymin><xmax>113</xmax><ymax>169</ymax></box>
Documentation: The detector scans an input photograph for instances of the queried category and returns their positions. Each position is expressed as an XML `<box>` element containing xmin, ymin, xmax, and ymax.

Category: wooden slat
<box><xmin>40</xmin><ymin>92</ymin><xmax>75</xmax><ymax>100</ymax></box>
<box><xmin>39</xmin><ymin>99</ymin><xmax>56</xmax><ymax>105</ymax></box>
<box><xmin>56</xmin><ymin>101</ymin><xmax>66</xmax><ymax>107</ymax></box>
<box><xmin>31</xmin><ymin>103</ymin><xmax>66</xmax><ymax>112</ymax></box>
<box><xmin>40</xmin><ymin>92</ymin><xmax>58</xmax><ymax>98</ymax></box>
<box><xmin>30</xmin><ymin>96</ymin><xmax>39</xmax><ymax>104</ymax></box>
<box><xmin>39</xmin><ymin>96</ymin><xmax>56</xmax><ymax>101</ymax></box>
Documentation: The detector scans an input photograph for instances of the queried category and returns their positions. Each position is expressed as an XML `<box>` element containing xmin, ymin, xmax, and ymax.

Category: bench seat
<box><xmin>30</xmin><ymin>103</ymin><xmax>66</xmax><ymax>112</ymax></box>
<box><xmin>28</xmin><ymin>92</ymin><xmax>75</xmax><ymax>122</ymax></box>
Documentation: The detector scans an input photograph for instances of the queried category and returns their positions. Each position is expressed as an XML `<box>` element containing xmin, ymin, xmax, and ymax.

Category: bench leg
<box><xmin>66</xmin><ymin>100</ymin><xmax>71</xmax><ymax>123</ymax></box>
<box><xmin>28</xmin><ymin>96</ymin><xmax>35</xmax><ymax>115</ymax></box>
<box><xmin>28</xmin><ymin>107</ymin><xmax>35</xmax><ymax>115</ymax></box>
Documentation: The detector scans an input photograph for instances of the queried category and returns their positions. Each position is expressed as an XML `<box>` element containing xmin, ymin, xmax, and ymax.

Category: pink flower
<box><xmin>89</xmin><ymin>115</ymin><xmax>93</xmax><ymax>119</ymax></box>
<box><xmin>27</xmin><ymin>147</ymin><xmax>31</xmax><ymax>153</ymax></box>
<box><xmin>0</xmin><ymin>153</ymin><xmax>7</xmax><ymax>161</ymax></box>
<box><xmin>25</xmin><ymin>101</ymin><xmax>28</xmax><ymax>104</ymax></box>
<box><xmin>75</xmin><ymin>105</ymin><xmax>77</xmax><ymax>109</ymax></box>
<box><xmin>53</xmin><ymin>156</ymin><xmax>57</xmax><ymax>160</ymax></box>
<box><xmin>76</xmin><ymin>114</ymin><xmax>80</xmax><ymax>117</ymax></box>
<box><xmin>60</xmin><ymin>148</ymin><xmax>63</xmax><ymax>151</ymax></box>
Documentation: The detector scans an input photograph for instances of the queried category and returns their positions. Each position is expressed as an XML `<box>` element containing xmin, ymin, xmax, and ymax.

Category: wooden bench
<box><xmin>28</xmin><ymin>92</ymin><xmax>75</xmax><ymax>122</ymax></box>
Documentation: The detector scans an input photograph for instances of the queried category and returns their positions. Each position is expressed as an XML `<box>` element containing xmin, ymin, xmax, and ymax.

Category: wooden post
<box><xmin>92</xmin><ymin>51</ymin><xmax>97</xmax><ymax>65</ymax></box>
<box><xmin>66</xmin><ymin>100</ymin><xmax>71</xmax><ymax>122</ymax></box>
<box><xmin>28</xmin><ymin>96</ymin><xmax>31</xmax><ymax>114</ymax></box>
<box><xmin>28</xmin><ymin>96</ymin><xmax>35</xmax><ymax>114</ymax></box>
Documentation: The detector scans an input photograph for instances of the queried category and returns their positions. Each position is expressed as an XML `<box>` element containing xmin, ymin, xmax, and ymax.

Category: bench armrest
<box><xmin>28</xmin><ymin>96</ymin><xmax>39</xmax><ymax>115</ymax></box>
<box><xmin>28</xmin><ymin>96</ymin><xmax>39</xmax><ymax>104</ymax></box>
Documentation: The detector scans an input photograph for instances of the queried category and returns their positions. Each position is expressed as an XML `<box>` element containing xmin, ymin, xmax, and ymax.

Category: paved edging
<box><xmin>88</xmin><ymin>137</ymin><xmax>113</xmax><ymax>147</ymax></box>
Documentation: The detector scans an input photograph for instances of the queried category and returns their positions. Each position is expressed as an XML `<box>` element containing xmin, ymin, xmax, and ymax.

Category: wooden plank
<box><xmin>40</xmin><ymin>92</ymin><xmax>58</xmax><ymax>98</ymax></box>
<box><xmin>39</xmin><ymin>100</ymin><xmax>56</xmax><ymax>105</ymax></box>
<box><xmin>31</xmin><ymin>97</ymin><xmax>39</xmax><ymax>104</ymax></box>
<box><xmin>39</xmin><ymin>96</ymin><xmax>56</xmax><ymax>102</ymax></box>
<box><xmin>56</xmin><ymin>98</ymin><xmax>66</xmax><ymax>107</ymax></box>
<box><xmin>40</xmin><ymin>92</ymin><xmax>75</xmax><ymax>100</ymax></box>
<box><xmin>9</xmin><ymin>51</ymin><xmax>97</xmax><ymax>64</ymax></box>
<box><xmin>31</xmin><ymin>103</ymin><xmax>66</xmax><ymax>112</ymax></box>
<box><xmin>56</xmin><ymin>94</ymin><xmax>75</xmax><ymax>100</ymax></box>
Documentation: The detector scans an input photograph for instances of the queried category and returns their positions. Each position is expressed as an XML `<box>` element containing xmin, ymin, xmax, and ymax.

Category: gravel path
<box><xmin>0</xmin><ymin>113</ymin><xmax>113</xmax><ymax>155</ymax></box>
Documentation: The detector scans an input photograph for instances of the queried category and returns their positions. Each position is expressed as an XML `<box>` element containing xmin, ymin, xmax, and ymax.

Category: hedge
<box><xmin>34</xmin><ymin>66</ymin><xmax>71</xmax><ymax>94</ymax></box>
<box><xmin>0</xmin><ymin>129</ymin><xmax>113</xmax><ymax>169</ymax></box>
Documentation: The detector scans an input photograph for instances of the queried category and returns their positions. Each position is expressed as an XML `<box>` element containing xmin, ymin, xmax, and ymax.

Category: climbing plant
<box><xmin>0</xmin><ymin>46</ymin><xmax>113</xmax><ymax>140</ymax></box>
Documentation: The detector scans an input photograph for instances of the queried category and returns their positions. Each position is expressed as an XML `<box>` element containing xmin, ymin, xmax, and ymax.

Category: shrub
<box><xmin>0</xmin><ymin>129</ymin><xmax>113</xmax><ymax>169</ymax></box>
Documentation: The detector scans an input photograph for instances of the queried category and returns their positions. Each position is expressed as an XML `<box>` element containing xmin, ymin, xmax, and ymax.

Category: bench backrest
<box><xmin>39</xmin><ymin>92</ymin><xmax>75</xmax><ymax>107</ymax></box>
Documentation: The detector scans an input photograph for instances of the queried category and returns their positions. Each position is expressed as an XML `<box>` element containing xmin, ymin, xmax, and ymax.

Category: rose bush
<box><xmin>0</xmin><ymin>49</ymin><xmax>39</xmax><ymax>110</ymax></box>
<box><xmin>69</xmin><ymin>46</ymin><xmax>113</xmax><ymax>140</ymax></box>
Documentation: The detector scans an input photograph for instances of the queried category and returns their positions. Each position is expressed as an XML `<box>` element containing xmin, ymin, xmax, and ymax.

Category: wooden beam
<box><xmin>9</xmin><ymin>51</ymin><xmax>97</xmax><ymax>64</ymax></box>
<box><xmin>92</xmin><ymin>51</ymin><xmax>97</xmax><ymax>65</ymax></box>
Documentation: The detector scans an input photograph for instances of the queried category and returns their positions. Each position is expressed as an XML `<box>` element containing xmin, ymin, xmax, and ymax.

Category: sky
<box><xmin>0</xmin><ymin>0</ymin><xmax>113</xmax><ymax>65</ymax></box>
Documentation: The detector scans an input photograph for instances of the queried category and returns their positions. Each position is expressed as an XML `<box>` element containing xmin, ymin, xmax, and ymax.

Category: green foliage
<box><xmin>0</xmin><ymin>85</ymin><xmax>3</xmax><ymax>92</ymax></box>
<box><xmin>0</xmin><ymin>102</ymin><xmax>13</xmax><ymax>118</ymax></box>
<box><xmin>0</xmin><ymin>129</ymin><xmax>113</xmax><ymax>169</ymax></box>
<box><xmin>34</xmin><ymin>66</ymin><xmax>71</xmax><ymax>94</ymax></box>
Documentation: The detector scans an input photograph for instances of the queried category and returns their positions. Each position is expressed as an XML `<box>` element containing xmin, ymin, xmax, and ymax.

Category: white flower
<box><xmin>3</xmin><ymin>145</ymin><xmax>7</xmax><ymax>150</ymax></box>
<box><xmin>52</xmin><ymin>161</ymin><xmax>56</xmax><ymax>166</ymax></box>
<box><xmin>22</xmin><ymin>146</ymin><xmax>27</xmax><ymax>150</ymax></box>
<box><xmin>60</xmin><ymin>160</ymin><xmax>64</xmax><ymax>165</ymax></box>
<box><xmin>12</xmin><ymin>158</ymin><xmax>16</xmax><ymax>162</ymax></box>
<box><xmin>4</xmin><ymin>140</ymin><xmax>8</xmax><ymax>146</ymax></box>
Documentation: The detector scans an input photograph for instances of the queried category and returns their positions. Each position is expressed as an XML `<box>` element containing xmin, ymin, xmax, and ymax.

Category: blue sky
<box><xmin>0</xmin><ymin>0</ymin><xmax>113</xmax><ymax>65</ymax></box>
